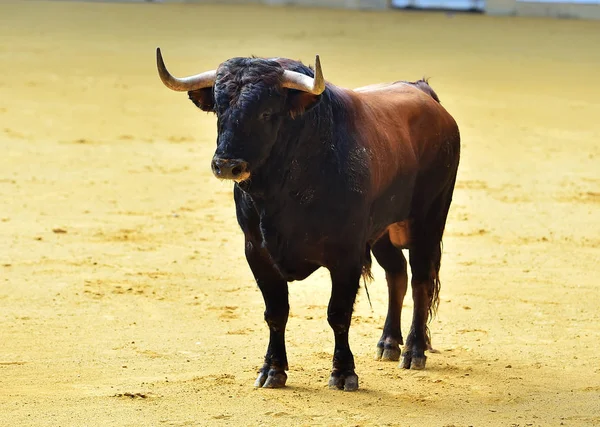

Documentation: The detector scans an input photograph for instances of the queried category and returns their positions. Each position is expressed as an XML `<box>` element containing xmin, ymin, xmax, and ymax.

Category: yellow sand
<box><xmin>1</xmin><ymin>1</ymin><xmax>599</xmax><ymax>425</ymax></box>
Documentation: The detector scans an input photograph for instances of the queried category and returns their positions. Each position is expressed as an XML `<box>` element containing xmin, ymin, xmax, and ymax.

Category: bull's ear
<box><xmin>286</xmin><ymin>91</ymin><xmax>321</xmax><ymax>119</ymax></box>
<box><xmin>188</xmin><ymin>88</ymin><xmax>215</xmax><ymax>113</ymax></box>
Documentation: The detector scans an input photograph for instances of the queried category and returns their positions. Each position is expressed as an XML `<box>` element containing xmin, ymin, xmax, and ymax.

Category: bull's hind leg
<box><xmin>372</xmin><ymin>234</ymin><xmax>408</xmax><ymax>361</ymax></box>
<box><xmin>402</xmin><ymin>191</ymin><xmax>454</xmax><ymax>370</ymax></box>
<box><xmin>402</xmin><ymin>237</ymin><xmax>440</xmax><ymax>370</ymax></box>
<box><xmin>245</xmin><ymin>240</ymin><xmax>290</xmax><ymax>388</ymax></box>
<box><xmin>327</xmin><ymin>266</ymin><xmax>362</xmax><ymax>391</ymax></box>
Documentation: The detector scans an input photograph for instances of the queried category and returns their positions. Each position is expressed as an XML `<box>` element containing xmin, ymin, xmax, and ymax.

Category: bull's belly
<box><xmin>368</xmin><ymin>172</ymin><xmax>415</xmax><ymax>242</ymax></box>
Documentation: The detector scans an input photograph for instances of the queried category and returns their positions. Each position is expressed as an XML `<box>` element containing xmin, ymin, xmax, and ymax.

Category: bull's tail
<box><xmin>428</xmin><ymin>167</ymin><xmax>459</xmax><ymax>321</ymax></box>
<box><xmin>361</xmin><ymin>245</ymin><xmax>374</xmax><ymax>310</ymax></box>
<box><xmin>429</xmin><ymin>239</ymin><xmax>443</xmax><ymax>321</ymax></box>
<box><xmin>362</xmin><ymin>245</ymin><xmax>374</xmax><ymax>283</ymax></box>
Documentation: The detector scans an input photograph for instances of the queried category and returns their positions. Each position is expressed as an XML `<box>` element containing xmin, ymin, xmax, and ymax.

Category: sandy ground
<box><xmin>1</xmin><ymin>1</ymin><xmax>599</xmax><ymax>426</ymax></box>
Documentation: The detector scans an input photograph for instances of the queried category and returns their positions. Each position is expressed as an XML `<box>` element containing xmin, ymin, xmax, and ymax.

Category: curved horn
<box><xmin>281</xmin><ymin>55</ymin><xmax>325</xmax><ymax>95</ymax></box>
<box><xmin>156</xmin><ymin>47</ymin><xmax>216</xmax><ymax>92</ymax></box>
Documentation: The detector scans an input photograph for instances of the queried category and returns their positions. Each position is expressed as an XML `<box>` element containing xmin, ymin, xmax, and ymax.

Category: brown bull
<box><xmin>157</xmin><ymin>49</ymin><xmax>460</xmax><ymax>391</ymax></box>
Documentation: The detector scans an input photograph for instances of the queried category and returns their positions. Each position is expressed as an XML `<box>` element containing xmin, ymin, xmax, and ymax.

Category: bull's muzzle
<box><xmin>211</xmin><ymin>157</ymin><xmax>250</xmax><ymax>182</ymax></box>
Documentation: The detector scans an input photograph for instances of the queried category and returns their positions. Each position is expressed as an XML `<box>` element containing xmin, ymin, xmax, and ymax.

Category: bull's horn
<box><xmin>281</xmin><ymin>55</ymin><xmax>325</xmax><ymax>95</ymax></box>
<box><xmin>156</xmin><ymin>47</ymin><xmax>216</xmax><ymax>92</ymax></box>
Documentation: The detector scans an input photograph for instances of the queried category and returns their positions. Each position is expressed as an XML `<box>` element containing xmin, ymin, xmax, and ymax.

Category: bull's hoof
<box><xmin>375</xmin><ymin>337</ymin><xmax>401</xmax><ymax>361</ymax></box>
<box><xmin>254</xmin><ymin>369</ymin><xmax>287</xmax><ymax>388</ymax></box>
<box><xmin>328</xmin><ymin>370</ymin><xmax>359</xmax><ymax>391</ymax></box>
<box><xmin>400</xmin><ymin>350</ymin><xmax>427</xmax><ymax>370</ymax></box>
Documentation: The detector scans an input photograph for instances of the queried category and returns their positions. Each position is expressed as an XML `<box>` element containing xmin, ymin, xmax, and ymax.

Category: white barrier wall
<box><xmin>264</xmin><ymin>0</ymin><xmax>389</xmax><ymax>8</ymax></box>
<box><xmin>180</xmin><ymin>0</ymin><xmax>389</xmax><ymax>8</ymax></box>
<box><xmin>102</xmin><ymin>0</ymin><xmax>600</xmax><ymax>19</ymax></box>
<box><xmin>486</xmin><ymin>0</ymin><xmax>600</xmax><ymax>18</ymax></box>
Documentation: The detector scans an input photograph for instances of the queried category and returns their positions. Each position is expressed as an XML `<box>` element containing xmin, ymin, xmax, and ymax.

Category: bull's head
<box><xmin>156</xmin><ymin>48</ymin><xmax>325</xmax><ymax>182</ymax></box>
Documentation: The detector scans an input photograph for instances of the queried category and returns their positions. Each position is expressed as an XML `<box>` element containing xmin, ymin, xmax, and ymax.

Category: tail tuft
<box><xmin>362</xmin><ymin>246</ymin><xmax>374</xmax><ymax>310</ymax></box>
<box><xmin>362</xmin><ymin>246</ymin><xmax>374</xmax><ymax>284</ymax></box>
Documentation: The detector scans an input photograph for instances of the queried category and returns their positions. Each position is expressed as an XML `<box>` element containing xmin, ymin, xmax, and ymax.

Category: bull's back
<box><xmin>351</xmin><ymin>81</ymin><xmax>459</xmax><ymax>199</ymax></box>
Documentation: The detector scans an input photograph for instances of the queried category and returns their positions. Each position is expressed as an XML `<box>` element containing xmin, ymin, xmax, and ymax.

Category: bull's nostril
<box><xmin>231</xmin><ymin>165</ymin><xmax>243</xmax><ymax>177</ymax></box>
<box><xmin>212</xmin><ymin>158</ymin><xmax>248</xmax><ymax>179</ymax></box>
<box><xmin>212</xmin><ymin>160</ymin><xmax>221</xmax><ymax>175</ymax></box>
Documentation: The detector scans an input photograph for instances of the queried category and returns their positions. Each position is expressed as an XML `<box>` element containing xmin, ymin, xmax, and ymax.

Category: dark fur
<box><xmin>184</xmin><ymin>56</ymin><xmax>460</xmax><ymax>389</ymax></box>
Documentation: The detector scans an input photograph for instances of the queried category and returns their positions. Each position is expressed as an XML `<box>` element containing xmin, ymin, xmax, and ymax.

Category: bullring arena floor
<box><xmin>1</xmin><ymin>1</ymin><xmax>599</xmax><ymax>426</ymax></box>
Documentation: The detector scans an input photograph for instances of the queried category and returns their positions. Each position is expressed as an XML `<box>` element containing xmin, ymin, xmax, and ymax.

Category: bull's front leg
<box><xmin>245</xmin><ymin>240</ymin><xmax>289</xmax><ymax>388</ymax></box>
<box><xmin>327</xmin><ymin>267</ymin><xmax>361</xmax><ymax>391</ymax></box>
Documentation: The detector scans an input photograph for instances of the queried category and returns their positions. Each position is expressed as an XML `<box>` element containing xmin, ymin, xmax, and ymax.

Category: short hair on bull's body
<box><xmin>157</xmin><ymin>50</ymin><xmax>461</xmax><ymax>391</ymax></box>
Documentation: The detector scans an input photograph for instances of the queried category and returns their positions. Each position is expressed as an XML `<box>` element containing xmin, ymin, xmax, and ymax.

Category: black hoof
<box><xmin>375</xmin><ymin>337</ymin><xmax>401</xmax><ymax>361</ymax></box>
<box><xmin>328</xmin><ymin>371</ymin><xmax>359</xmax><ymax>391</ymax></box>
<box><xmin>400</xmin><ymin>350</ymin><xmax>427</xmax><ymax>370</ymax></box>
<box><xmin>254</xmin><ymin>369</ymin><xmax>287</xmax><ymax>388</ymax></box>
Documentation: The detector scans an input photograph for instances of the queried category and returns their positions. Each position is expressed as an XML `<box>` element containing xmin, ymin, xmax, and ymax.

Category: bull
<box><xmin>156</xmin><ymin>48</ymin><xmax>460</xmax><ymax>391</ymax></box>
